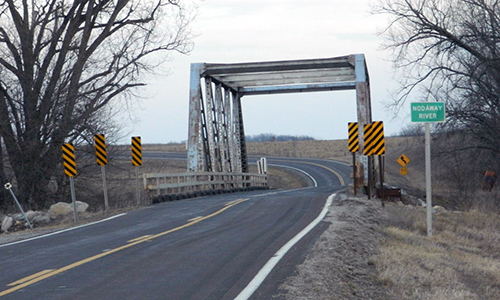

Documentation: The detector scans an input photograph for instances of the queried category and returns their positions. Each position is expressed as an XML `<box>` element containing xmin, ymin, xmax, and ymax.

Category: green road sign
<box><xmin>411</xmin><ymin>102</ymin><xmax>445</xmax><ymax>122</ymax></box>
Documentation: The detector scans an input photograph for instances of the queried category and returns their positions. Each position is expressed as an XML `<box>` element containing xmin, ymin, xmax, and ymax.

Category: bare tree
<box><xmin>0</xmin><ymin>0</ymin><xmax>194</xmax><ymax>210</ymax></box>
<box><xmin>374</xmin><ymin>0</ymin><xmax>500</xmax><ymax>164</ymax></box>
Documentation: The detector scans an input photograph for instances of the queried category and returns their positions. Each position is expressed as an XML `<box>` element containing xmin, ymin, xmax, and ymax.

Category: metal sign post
<box><xmin>62</xmin><ymin>143</ymin><xmax>78</xmax><ymax>224</ymax></box>
<box><xmin>95</xmin><ymin>134</ymin><xmax>109</xmax><ymax>213</ymax></box>
<box><xmin>362</xmin><ymin>121</ymin><xmax>386</xmax><ymax>203</ymax></box>
<box><xmin>132</xmin><ymin>136</ymin><xmax>143</xmax><ymax>206</ymax></box>
<box><xmin>70</xmin><ymin>177</ymin><xmax>78</xmax><ymax>224</ymax></box>
<box><xmin>101</xmin><ymin>166</ymin><xmax>109</xmax><ymax>212</ymax></box>
<box><xmin>411</xmin><ymin>102</ymin><xmax>446</xmax><ymax>237</ymax></box>
<box><xmin>363</xmin><ymin>123</ymin><xmax>374</xmax><ymax>199</ymax></box>
<box><xmin>135</xmin><ymin>167</ymin><xmax>140</xmax><ymax>205</ymax></box>
<box><xmin>347</xmin><ymin>122</ymin><xmax>360</xmax><ymax>195</ymax></box>
<box><xmin>4</xmin><ymin>183</ymin><xmax>33</xmax><ymax>230</ymax></box>
<box><xmin>371</xmin><ymin>121</ymin><xmax>386</xmax><ymax>207</ymax></box>
<box><xmin>379</xmin><ymin>156</ymin><xmax>385</xmax><ymax>207</ymax></box>
<box><xmin>425</xmin><ymin>123</ymin><xmax>432</xmax><ymax>237</ymax></box>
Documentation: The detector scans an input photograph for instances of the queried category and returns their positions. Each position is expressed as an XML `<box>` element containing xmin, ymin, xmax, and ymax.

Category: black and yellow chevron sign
<box><xmin>371</xmin><ymin>121</ymin><xmax>385</xmax><ymax>155</ymax></box>
<box><xmin>62</xmin><ymin>143</ymin><xmax>77</xmax><ymax>177</ymax></box>
<box><xmin>363</xmin><ymin>122</ymin><xmax>386</xmax><ymax>156</ymax></box>
<box><xmin>131</xmin><ymin>136</ymin><xmax>142</xmax><ymax>166</ymax></box>
<box><xmin>347</xmin><ymin>122</ymin><xmax>359</xmax><ymax>152</ymax></box>
<box><xmin>363</xmin><ymin>123</ymin><xmax>374</xmax><ymax>156</ymax></box>
<box><xmin>94</xmin><ymin>134</ymin><xmax>108</xmax><ymax>166</ymax></box>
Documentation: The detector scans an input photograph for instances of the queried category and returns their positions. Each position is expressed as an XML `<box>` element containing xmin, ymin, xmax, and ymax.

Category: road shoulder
<box><xmin>277</xmin><ymin>192</ymin><xmax>390</xmax><ymax>299</ymax></box>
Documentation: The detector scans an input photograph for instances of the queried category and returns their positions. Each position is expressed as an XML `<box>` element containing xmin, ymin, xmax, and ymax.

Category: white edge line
<box><xmin>268</xmin><ymin>163</ymin><xmax>318</xmax><ymax>188</ymax></box>
<box><xmin>0</xmin><ymin>213</ymin><xmax>127</xmax><ymax>248</ymax></box>
<box><xmin>234</xmin><ymin>192</ymin><xmax>335</xmax><ymax>300</ymax></box>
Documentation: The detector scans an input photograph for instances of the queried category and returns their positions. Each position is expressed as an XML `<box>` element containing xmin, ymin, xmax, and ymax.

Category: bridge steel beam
<box><xmin>188</xmin><ymin>63</ymin><xmax>245</xmax><ymax>172</ymax></box>
<box><xmin>187</xmin><ymin>55</ymin><xmax>372</xmax><ymax>185</ymax></box>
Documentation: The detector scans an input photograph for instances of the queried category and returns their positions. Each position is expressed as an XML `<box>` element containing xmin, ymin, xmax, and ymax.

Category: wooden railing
<box><xmin>143</xmin><ymin>172</ymin><xmax>268</xmax><ymax>202</ymax></box>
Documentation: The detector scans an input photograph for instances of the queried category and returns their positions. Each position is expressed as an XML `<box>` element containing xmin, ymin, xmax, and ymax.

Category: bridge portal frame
<box><xmin>187</xmin><ymin>54</ymin><xmax>372</xmax><ymax>178</ymax></box>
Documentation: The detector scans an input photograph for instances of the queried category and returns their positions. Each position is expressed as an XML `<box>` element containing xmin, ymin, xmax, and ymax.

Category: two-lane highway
<box><xmin>0</xmin><ymin>156</ymin><xmax>350</xmax><ymax>299</ymax></box>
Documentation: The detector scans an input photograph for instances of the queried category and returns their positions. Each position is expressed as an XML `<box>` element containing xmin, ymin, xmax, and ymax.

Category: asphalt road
<box><xmin>0</xmin><ymin>155</ymin><xmax>350</xmax><ymax>300</ymax></box>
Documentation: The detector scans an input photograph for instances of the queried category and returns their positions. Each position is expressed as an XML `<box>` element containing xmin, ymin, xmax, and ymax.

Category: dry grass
<box><xmin>73</xmin><ymin>159</ymin><xmax>187</xmax><ymax>211</ymax></box>
<box><xmin>247</xmin><ymin>140</ymin><xmax>352</xmax><ymax>161</ymax></box>
<box><xmin>377</xmin><ymin>202</ymin><xmax>500</xmax><ymax>300</ymax></box>
<box><xmin>266</xmin><ymin>167</ymin><xmax>310</xmax><ymax>189</ymax></box>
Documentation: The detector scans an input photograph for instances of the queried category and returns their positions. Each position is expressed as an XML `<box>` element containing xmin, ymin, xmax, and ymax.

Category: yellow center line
<box><xmin>127</xmin><ymin>235</ymin><xmax>153</xmax><ymax>243</ymax></box>
<box><xmin>225</xmin><ymin>198</ymin><xmax>248</xmax><ymax>207</ymax></box>
<box><xmin>7</xmin><ymin>269</ymin><xmax>55</xmax><ymax>287</ymax></box>
<box><xmin>187</xmin><ymin>216</ymin><xmax>203</xmax><ymax>222</ymax></box>
<box><xmin>0</xmin><ymin>198</ymin><xmax>250</xmax><ymax>297</ymax></box>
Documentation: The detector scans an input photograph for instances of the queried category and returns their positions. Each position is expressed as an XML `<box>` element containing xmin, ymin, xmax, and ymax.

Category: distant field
<box><xmin>140</xmin><ymin>136</ymin><xmax>421</xmax><ymax>191</ymax></box>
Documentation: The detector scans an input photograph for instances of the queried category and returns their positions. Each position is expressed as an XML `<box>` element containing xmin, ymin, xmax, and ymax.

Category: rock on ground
<box><xmin>49</xmin><ymin>201</ymin><xmax>89</xmax><ymax>219</ymax></box>
<box><xmin>32</xmin><ymin>213</ymin><xmax>51</xmax><ymax>225</ymax></box>
<box><xmin>1</xmin><ymin>216</ymin><xmax>14</xmax><ymax>233</ymax></box>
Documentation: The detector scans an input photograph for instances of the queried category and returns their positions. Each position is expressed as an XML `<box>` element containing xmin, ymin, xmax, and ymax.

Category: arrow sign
<box><xmin>397</xmin><ymin>154</ymin><xmax>410</xmax><ymax>167</ymax></box>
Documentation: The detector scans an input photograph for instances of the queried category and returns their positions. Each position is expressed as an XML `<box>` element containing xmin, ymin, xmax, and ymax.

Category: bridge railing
<box><xmin>143</xmin><ymin>172</ymin><xmax>268</xmax><ymax>201</ymax></box>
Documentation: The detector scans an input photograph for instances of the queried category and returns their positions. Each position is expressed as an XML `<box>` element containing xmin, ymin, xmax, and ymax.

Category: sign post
<box><xmin>347</xmin><ymin>122</ymin><xmax>359</xmax><ymax>195</ymax></box>
<box><xmin>363</xmin><ymin>123</ymin><xmax>374</xmax><ymax>199</ymax></box>
<box><xmin>362</xmin><ymin>121</ymin><xmax>386</xmax><ymax>204</ymax></box>
<box><xmin>131</xmin><ymin>136</ymin><xmax>142</xmax><ymax>206</ymax></box>
<box><xmin>371</xmin><ymin>121</ymin><xmax>386</xmax><ymax>207</ymax></box>
<box><xmin>4</xmin><ymin>183</ymin><xmax>33</xmax><ymax>230</ymax></box>
<box><xmin>411</xmin><ymin>102</ymin><xmax>445</xmax><ymax>237</ymax></box>
<box><xmin>94</xmin><ymin>134</ymin><xmax>109</xmax><ymax>213</ymax></box>
<box><xmin>62</xmin><ymin>143</ymin><xmax>78</xmax><ymax>224</ymax></box>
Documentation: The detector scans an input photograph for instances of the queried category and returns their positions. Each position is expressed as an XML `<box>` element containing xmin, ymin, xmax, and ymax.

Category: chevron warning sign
<box><xmin>363</xmin><ymin>123</ymin><xmax>374</xmax><ymax>156</ymax></box>
<box><xmin>347</xmin><ymin>122</ymin><xmax>359</xmax><ymax>152</ymax></box>
<box><xmin>94</xmin><ymin>134</ymin><xmax>108</xmax><ymax>166</ymax></box>
<box><xmin>131</xmin><ymin>136</ymin><xmax>142</xmax><ymax>167</ymax></box>
<box><xmin>62</xmin><ymin>143</ymin><xmax>77</xmax><ymax>177</ymax></box>
<box><xmin>363</xmin><ymin>121</ymin><xmax>385</xmax><ymax>156</ymax></box>
<box><xmin>371</xmin><ymin>121</ymin><xmax>385</xmax><ymax>155</ymax></box>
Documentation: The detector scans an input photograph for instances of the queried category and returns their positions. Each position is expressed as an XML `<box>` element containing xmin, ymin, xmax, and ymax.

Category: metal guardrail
<box><xmin>143</xmin><ymin>172</ymin><xmax>268</xmax><ymax>200</ymax></box>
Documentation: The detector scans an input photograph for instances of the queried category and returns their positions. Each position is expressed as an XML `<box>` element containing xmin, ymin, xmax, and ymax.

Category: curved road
<box><xmin>0</xmin><ymin>155</ymin><xmax>350</xmax><ymax>299</ymax></box>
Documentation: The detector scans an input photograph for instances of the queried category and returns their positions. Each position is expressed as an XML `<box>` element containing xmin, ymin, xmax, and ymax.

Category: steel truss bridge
<box><xmin>187</xmin><ymin>54</ymin><xmax>372</xmax><ymax>176</ymax></box>
<box><xmin>145</xmin><ymin>54</ymin><xmax>375</xmax><ymax>198</ymax></box>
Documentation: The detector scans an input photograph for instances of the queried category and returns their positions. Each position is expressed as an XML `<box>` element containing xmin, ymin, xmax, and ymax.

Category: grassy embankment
<box><xmin>376</xmin><ymin>137</ymin><xmax>500</xmax><ymax>299</ymax></box>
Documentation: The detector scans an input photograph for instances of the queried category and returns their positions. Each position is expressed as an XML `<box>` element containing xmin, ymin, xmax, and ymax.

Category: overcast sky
<box><xmin>121</xmin><ymin>0</ymin><xmax>411</xmax><ymax>144</ymax></box>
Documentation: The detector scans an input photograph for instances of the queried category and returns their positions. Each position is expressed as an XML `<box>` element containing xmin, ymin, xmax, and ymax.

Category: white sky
<box><xmin>121</xmin><ymin>0</ymin><xmax>412</xmax><ymax>143</ymax></box>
